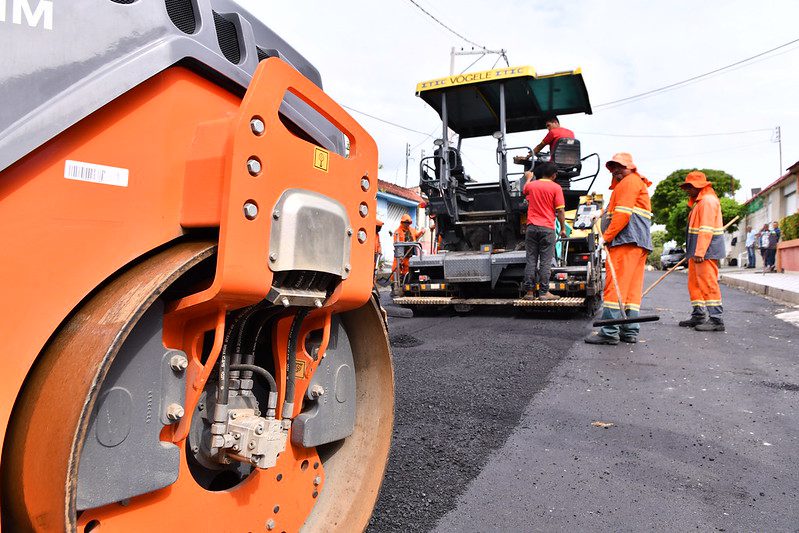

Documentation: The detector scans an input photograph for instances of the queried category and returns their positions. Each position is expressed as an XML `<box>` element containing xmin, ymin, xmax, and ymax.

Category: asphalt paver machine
<box><xmin>392</xmin><ymin>66</ymin><xmax>603</xmax><ymax>313</ymax></box>
<box><xmin>0</xmin><ymin>2</ymin><xmax>393</xmax><ymax>530</ymax></box>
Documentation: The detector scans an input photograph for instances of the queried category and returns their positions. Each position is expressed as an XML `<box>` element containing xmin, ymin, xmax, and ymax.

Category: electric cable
<box><xmin>595</xmin><ymin>36</ymin><xmax>799</xmax><ymax>109</ymax></box>
<box><xmin>404</xmin><ymin>0</ymin><xmax>485</xmax><ymax>49</ymax></box>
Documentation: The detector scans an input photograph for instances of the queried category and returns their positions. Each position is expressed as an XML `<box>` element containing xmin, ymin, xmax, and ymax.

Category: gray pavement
<box><xmin>433</xmin><ymin>272</ymin><xmax>799</xmax><ymax>532</ymax></box>
<box><xmin>369</xmin><ymin>272</ymin><xmax>799</xmax><ymax>532</ymax></box>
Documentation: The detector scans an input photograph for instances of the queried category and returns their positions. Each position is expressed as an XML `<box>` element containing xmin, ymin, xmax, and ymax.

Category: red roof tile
<box><xmin>377</xmin><ymin>179</ymin><xmax>423</xmax><ymax>203</ymax></box>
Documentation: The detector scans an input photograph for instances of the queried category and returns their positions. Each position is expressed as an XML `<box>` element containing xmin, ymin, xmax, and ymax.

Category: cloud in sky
<box><xmin>236</xmin><ymin>0</ymin><xmax>798</xmax><ymax>200</ymax></box>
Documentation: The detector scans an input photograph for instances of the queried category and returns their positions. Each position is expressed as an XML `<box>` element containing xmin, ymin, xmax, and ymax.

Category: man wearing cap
<box><xmin>678</xmin><ymin>171</ymin><xmax>726</xmax><ymax>331</ymax></box>
<box><xmin>392</xmin><ymin>214</ymin><xmax>426</xmax><ymax>277</ymax></box>
<box><xmin>585</xmin><ymin>153</ymin><xmax>653</xmax><ymax>345</ymax></box>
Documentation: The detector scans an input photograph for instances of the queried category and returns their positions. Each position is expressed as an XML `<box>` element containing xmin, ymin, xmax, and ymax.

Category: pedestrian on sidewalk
<box><xmin>678</xmin><ymin>171</ymin><xmax>726</xmax><ymax>332</ymax></box>
<box><xmin>585</xmin><ymin>153</ymin><xmax>653</xmax><ymax>345</ymax></box>
<box><xmin>745</xmin><ymin>225</ymin><xmax>757</xmax><ymax>268</ymax></box>
<box><xmin>766</xmin><ymin>221</ymin><xmax>781</xmax><ymax>272</ymax></box>
<box><xmin>522</xmin><ymin>162</ymin><xmax>567</xmax><ymax>300</ymax></box>
<box><xmin>758</xmin><ymin>223</ymin><xmax>770</xmax><ymax>270</ymax></box>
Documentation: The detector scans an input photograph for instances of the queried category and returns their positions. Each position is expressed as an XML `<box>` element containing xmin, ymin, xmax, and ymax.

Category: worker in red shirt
<box><xmin>678</xmin><ymin>171</ymin><xmax>726</xmax><ymax>331</ymax></box>
<box><xmin>585</xmin><ymin>152</ymin><xmax>653</xmax><ymax>345</ymax></box>
<box><xmin>522</xmin><ymin>162</ymin><xmax>567</xmax><ymax>300</ymax></box>
<box><xmin>533</xmin><ymin>116</ymin><xmax>575</xmax><ymax>157</ymax></box>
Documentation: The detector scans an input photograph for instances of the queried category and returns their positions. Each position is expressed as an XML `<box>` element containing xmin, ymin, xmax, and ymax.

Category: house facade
<box><xmin>730</xmin><ymin>161</ymin><xmax>799</xmax><ymax>267</ymax></box>
<box><xmin>375</xmin><ymin>180</ymin><xmax>428</xmax><ymax>269</ymax></box>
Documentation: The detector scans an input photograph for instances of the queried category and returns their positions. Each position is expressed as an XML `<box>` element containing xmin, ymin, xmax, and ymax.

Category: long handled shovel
<box><xmin>640</xmin><ymin>215</ymin><xmax>740</xmax><ymax>296</ymax></box>
<box><xmin>592</xmin><ymin>251</ymin><xmax>660</xmax><ymax>327</ymax></box>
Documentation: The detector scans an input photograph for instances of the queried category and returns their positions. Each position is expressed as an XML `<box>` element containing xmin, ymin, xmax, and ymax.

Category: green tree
<box><xmin>647</xmin><ymin>229</ymin><xmax>669</xmax><ymax>268</ymax></box>
<box><xmin>652</xmin><ymin>168</ymin><xmax>746</xmax><ymax>242</ymax></box>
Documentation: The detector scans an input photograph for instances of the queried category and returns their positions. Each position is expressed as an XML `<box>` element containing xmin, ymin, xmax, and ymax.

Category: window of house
<box><xmin>785</xmin><ymin>181</ymin><xmax>797</xmax><ymax>215</ymax></box>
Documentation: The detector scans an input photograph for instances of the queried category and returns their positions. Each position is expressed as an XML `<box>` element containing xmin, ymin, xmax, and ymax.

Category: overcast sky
<box><xmin>237</xmin><ymin>0</ymin><xmax>798</xmax><ymax>201</ymax></box>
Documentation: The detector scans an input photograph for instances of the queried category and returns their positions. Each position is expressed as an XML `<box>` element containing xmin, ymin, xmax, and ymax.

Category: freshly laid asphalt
<box><xmin>367</xmin><ymin>272</ymin><xmax>799</xmax><ymax>532</ymax></box>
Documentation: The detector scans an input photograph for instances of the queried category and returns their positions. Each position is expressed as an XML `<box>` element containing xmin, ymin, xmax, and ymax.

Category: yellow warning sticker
<box><xmin>313</xmin><ymin>147</ymin><xmax>330</xmax><ymax>172</ymax></box>
<box><xmin>295</xmin><ymin>360</ymin><xmax>307</xmax><ymax>378</ymax></box>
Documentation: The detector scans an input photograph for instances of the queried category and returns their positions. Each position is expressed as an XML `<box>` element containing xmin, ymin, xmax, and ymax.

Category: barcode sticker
<box><xmin>64</xmin><ymin>160</ymin><xmax>129</xmax><ymax>187</ymax></box>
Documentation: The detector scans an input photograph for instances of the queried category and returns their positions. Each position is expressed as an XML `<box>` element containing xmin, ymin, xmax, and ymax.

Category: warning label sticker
<box><xmin>313</xmin><ymin>147</ymin><xmax>330</xmax><ymax>172</ymax></box>
<box><xmin>295</xmin><ymin>360</ymin><xmax>307</xmax><ymax>378</ymax></box>
<box><xmin>64</xmin><ymin>160</ymin><xmax>129</xmax><ymax>187</ymax></box>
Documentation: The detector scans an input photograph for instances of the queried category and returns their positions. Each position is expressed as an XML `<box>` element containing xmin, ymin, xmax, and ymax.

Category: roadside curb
<box><xmin>720</xmin><ymin>274</ymin><xmax>799</xmax><ymax>306</ymax></box>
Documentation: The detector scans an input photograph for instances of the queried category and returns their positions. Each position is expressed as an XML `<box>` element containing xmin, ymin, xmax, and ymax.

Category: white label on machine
<box><xmin>64</xmin><ymin>160</ymin><xmax>129</xmax><ymax>187</ymax></box>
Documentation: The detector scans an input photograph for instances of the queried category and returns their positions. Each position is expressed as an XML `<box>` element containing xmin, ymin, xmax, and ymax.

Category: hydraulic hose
<box><xmin>229</xmin><ymin>364</ymin><xmax>276</xmax><ymax>394</ymax></box>
<box><xmin>282</xmin><ymin>308</ymin><xmax>309</xmax><ymax>420</ymax></box>
<box><xmin>229</xmin><ymin>363</ymin><xmax>279</xmax><ymax>418</ymax></box>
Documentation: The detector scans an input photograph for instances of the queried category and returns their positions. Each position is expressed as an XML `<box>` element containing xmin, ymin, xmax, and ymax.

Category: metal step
<box><xmin>459</xmin><ymin>210</ymin><xmax>507</xmax><ymax>217</ymax></box>
<box><xmin>455</xmin><ymin>219</ymin><xmax>506</xmax><ymax>226</ymax></box>
<box><xmin>393</xmin><ymin>296</ymin><xmax>587</xmax><ymax>307</ymax></box>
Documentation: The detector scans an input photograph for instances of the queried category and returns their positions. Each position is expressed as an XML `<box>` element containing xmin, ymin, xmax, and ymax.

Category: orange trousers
<box><xmin>603</xmin><ymin>243</ymin><xmax>648</xmax><ymax>312</ymax></box>
<box><xmin>687</xmin><ymin>258</ymin><xmax>722</xmax><ymax>318</ymax></box>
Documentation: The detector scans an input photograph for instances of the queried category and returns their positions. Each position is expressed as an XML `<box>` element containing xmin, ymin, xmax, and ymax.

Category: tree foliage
<box><xmin>647</xmin><ymin>229</ymin><xmax>669</xmax><ymax>268</ymax></box>
<box><xmin>652</xmin><ymin>168</ymin><xmax>746</xmax><ymax>242</ymax></box>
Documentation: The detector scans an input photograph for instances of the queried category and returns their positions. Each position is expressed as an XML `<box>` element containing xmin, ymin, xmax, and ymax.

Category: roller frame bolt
<box><xmin>313</xmin><ymin>475</ymin><xmax>321</xmax><ymax>486</ymax></box>
<box><xmin>169</xmin><ymin>354</ymin><xmax>188</xmax><ymax>371</ymax></box>
<box><xmin>247</xmin><ymin>158</ymin><xmax>262</xmax><ymax>176</ymax></box>
<box><xmin>244</xmin><ymin>202</ymin><xmax>258</xmax><ymax>220</ymax></box>
<box><xmin>166</xmin><ymin>403</ymin><xmax>184</xmax><ymax>421</ymax></box>
<box><xmin>310</xmin><ymin>385</ymin><xmax>325</xmax><ymax>399</ymax></box>
<box><xmin>357</xmin><ymin>229</ymin><xmax>367</xmax><ymax>243</ymax></box>
<box><xmin>346</xmin><ymin>227</ymin><xmax>353</xmax><ymax>236</ymax></box>
<box><xmin>360</xmin><ymin>177</ymin><xmax>370</xmax><ymax>191</ymax></box>
<box><xmin>250</xmin><ymin>117</ymin><xmax>265</xmax><ymax>135</ymax></box>
<box><xmin>359</xmin><ymin>203</ymin><xmax>369</xmax><ymax>217</ymax></box>
<box><xmin>269</xmin><ymin>252</ymin><xmax>277</xmax><ymax>262</ymax></box>
<box><xmin>266</xmin><ymin>519</ymin><xmax>275</xmax><ymax>530</ymax></box>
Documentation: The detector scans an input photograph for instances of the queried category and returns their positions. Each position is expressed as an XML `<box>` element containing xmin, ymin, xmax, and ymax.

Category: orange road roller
<box><xmin>0</xmin><ymin>2</ymin><xmax>393</xmax><ymax>531</ymax></box>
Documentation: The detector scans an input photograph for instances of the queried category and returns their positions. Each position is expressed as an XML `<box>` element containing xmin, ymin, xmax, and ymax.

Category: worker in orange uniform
<box><xmin>374</xmin><ymin>219</ymin><xmax>384</xmax><ymax>276</ymax></box>
<box><xmin>392</xmin><ymin>214</ymin><xmax>426</xmax><ymax>277</ymax></box>
<box><xmin>585</xmin><ymin>153</ymin><xmax>653</xmax><ymax>345</ymax></box>
<box><xmin>678</xmin><ymin>171</ymin><xmax>726</xmax><ymax>331</ymax></box>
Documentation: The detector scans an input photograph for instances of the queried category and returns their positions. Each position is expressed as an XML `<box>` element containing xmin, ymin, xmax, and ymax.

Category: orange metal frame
<box><xmin>0</xmin><ymin>57</ymin><xmax>378</xmax><ymax>530</ymax></box>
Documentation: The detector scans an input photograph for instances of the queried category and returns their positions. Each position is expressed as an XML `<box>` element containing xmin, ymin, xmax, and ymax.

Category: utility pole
<box><xmin>449</xmin><ymin>46</ymin><xmax>509</xmax><ymax>75</ymax></box>
<box><xmin>776</xmin><ymin>126</ymin><xmax>783</xmax><ymax>175</ymax></box>
<box><xmin>404</xmin><ymin>142</ymin><xmax>411</xmax><ymax>187</ymax></box>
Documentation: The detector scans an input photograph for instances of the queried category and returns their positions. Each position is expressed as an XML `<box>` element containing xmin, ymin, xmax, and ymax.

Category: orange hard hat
<box><xmin>679</xmin><ymin>171</ymin><xmax>711</xmax><ymax>190</ymax></box>
<box><xmin>605</xmin><ymin>152</ymin><xmax>637</xmax><ymax>171</ymax></box>
<box><xmin>401</xmin><ymin>214</ymin><xmax>412</xmax><ymax>223</ymax></box>
<box><xmin>376</xmin><ymin>218</ymin><xmax>384</xmax><ymax>227</ymax></box>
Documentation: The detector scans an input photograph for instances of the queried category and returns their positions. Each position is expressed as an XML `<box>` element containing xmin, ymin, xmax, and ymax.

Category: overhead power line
<box><xmin>595</xmin><ymin>36</ymin><xmax>799</xmax><ymax>109</ymax></box>
<box><xmin>342</xmin><ymin>104</ymin><xmax>432</xmax><ymax>136</ymax></box>
<box><xmin>579</xmin><ymin>128</ymin><xmax>774</xmax><ymax>139</ymax></box>
<box><xmin>405</xmin><ymin>0</ymin><xmax>485</xmax><ymax>49</ymax></box>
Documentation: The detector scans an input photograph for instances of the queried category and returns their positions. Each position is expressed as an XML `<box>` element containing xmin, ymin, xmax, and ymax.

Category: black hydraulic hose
<box><xmin>217</xmin><ymin>310</ymin><xmax>248</xmax><ymax>405</ymax></box>
<box><xmin>231</xmin><ymin>303</ymin><xmax>267</xmax><ymax>366</ymax></box>
<box><xmin>229</xmin><ymin>364</ymin><xmax>277</xmax><ymax>394</ymax></box>
<box><xmin>282</xmin><ymin>308</ymin><xmax>309</xmax><ymax>419</ymax></box>
<box><xmin>245</xmin><ymin>308</ymin><xmax>283</xmax><ymax>366</ymax></box>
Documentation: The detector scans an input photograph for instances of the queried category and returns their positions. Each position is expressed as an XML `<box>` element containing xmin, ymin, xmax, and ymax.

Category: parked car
<box><xmin>660</xmin><ymin>247</ymin><xmax>686</xmax><ymax>269</ymax></box>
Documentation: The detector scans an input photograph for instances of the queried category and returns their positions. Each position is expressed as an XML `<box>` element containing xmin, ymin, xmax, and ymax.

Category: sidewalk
<box><xmin>720</xmin><ymin>268</ymin><xmax>799</xmax><ymax>305</ymax></box>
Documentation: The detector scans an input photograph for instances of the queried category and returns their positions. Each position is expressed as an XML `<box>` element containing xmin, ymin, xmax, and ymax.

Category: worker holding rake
<box><xmin>585</xmin><ymin>153</ymin><xmax>653</xmax><ymax>345</ymax></box>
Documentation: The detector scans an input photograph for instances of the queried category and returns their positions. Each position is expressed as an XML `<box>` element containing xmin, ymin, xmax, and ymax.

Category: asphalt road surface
<box><xmin>368</xmin><ymin>271</ymin><xmax>799</xmax><ymax>532</ymax></box>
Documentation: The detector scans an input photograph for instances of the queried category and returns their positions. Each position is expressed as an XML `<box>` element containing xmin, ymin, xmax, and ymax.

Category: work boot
<box><xmin>695</xmin><ymin>320</ymin><xmax>725</xmax><ymax>332</ymax></box>
<box><xmin>620</xmin><ymin>335</ymin><xmax>638</xmax><ymax>344</ymax></box>
<box><xmin>522</xmin><ymin>290</ymin><xmax>538</xmax><ymax>301</ymax></box>
<box><xmin>538</xmin><ymin>291</ymin><xmax>559</xmax><ymax>301</ymax></box>
<box><xmin>584</xmin><ymin>333</ymin><xmax>619</xmax><ymax>345</ymax></box>
<box><xmin>678</xmin><ymin>317</ymin><xmax>706</xmax><ymax>328</ymax></box>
